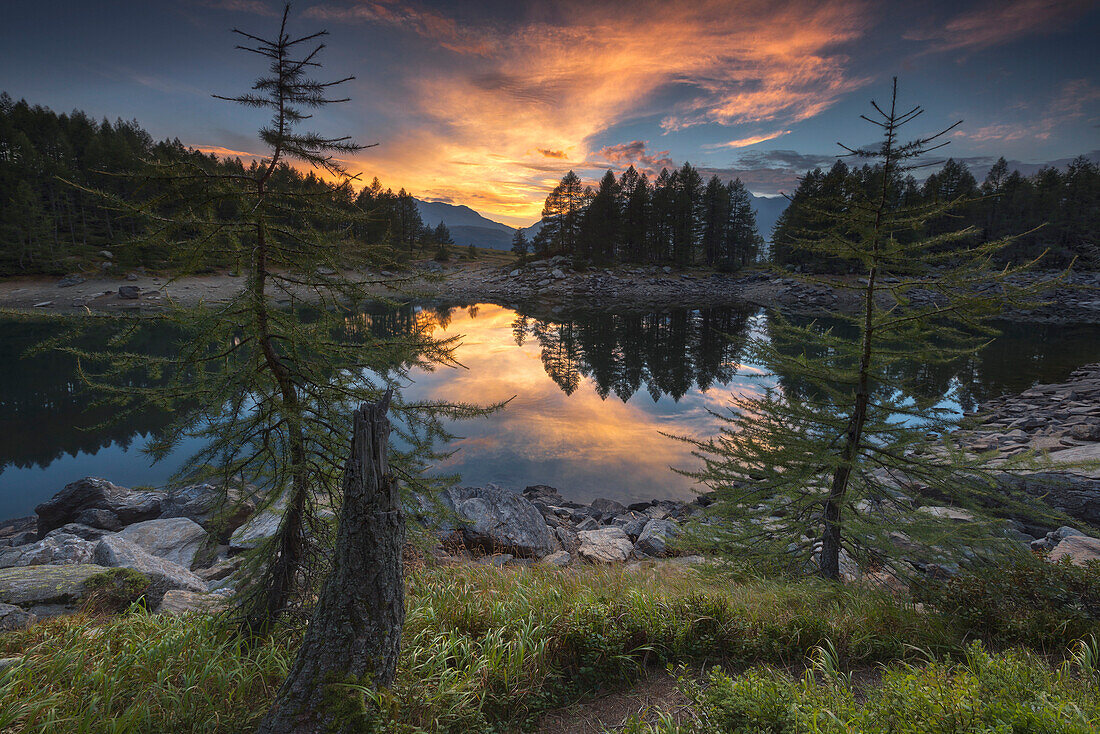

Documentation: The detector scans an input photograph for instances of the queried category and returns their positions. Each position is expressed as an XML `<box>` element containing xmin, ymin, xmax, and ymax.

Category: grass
<box><xmin>0</xmin><ymin>563</ymin><xmax>1096</xmax><ymax>732</ymax></box>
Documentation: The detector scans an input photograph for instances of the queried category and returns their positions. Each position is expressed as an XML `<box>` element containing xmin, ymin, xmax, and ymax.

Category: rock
<box><xmin>118</xmin><ymin>285</ymin><xmax>141</xmax><ymax>299</ymax></box>
<box><xmin>442</xmin><ymin>485</ymin><xmax>555</xmax><ymax>557</ymax></box>
<box><xmin>589</xmin><ymin>497</ymin><xmax>627</xmax><ymax>518</ymax></box>
<box><xmin>155</xmin><ymin>590</ymin><xmax>226</xmax><ymax>615</ymax></box>
<box><xmin>662</xmin><ymin>266</ymin><xmax>672</xmax><ymax>273</ymax></box>
<box><xmin>126</xmin><ymin>272</ymin><xmax>138</xmax><ymax>281</ymax></box>
<box><xmin>578</xmin><ymin>527</ymin><xmax>634</xmax><ymax>563</ymax></box>
<box><xmin>917</xmin><ymin>506</ymin><xmax>976</xmax><ymax>522</ymax></box>
<box><xmin>6</xmin><ymin>531</ymin><xmax>36</xmax><ymax>548</ymax></box>
<box><xmin>73</xmin><ymin>508</ymin><xmax>122</xmax><ymax>531</ymax></box>
<box><xmin>611</xmin><ymin>511</ymin><xmax>649</xmax><ymax>539</ymax></box>
<box><xmin>1030</xmin><ymin>526</ymin><xmax>1086</xmax><ymax>552</ymax></box>
<box><xmin>0</xmin><ymin>658</ymin><xmax>22</xmax><ymax>673</ymax></box>
<box><xmin>0</xmin><ymin>533</ymin><xmax>96</xmax><ymax>568</ymax></box>
<box><xmin>0</xmin><ymin>516</ymin><xmax>36</xmax><ymax>546</ymax></box>
<box><xmin>575</xmin><ymin>517</ymin><xmax>599</xmax><ymax>532</ymax></box>
<box><xmin>635</xmin><ymin>519</ymin><xmax>678</xmax><ymax>557</ymax></box>
<box><xmin>510</xmin><ymin>269</ymin><xmax>520</xmax><ymax>277</ymax></box>
<box><xmin>315</xmin><ymin>266</ymin><xmax>337</xmax><ymax>276</ymax></box>
<box><xmin>100</xmin><ymin>250</ymin><xmax>113</xmax><ymax>260</ymax></box>
<box><xmin>996</xmin><ymin>472</ymin><xmax>1100</xmax><ymax>526</ymax></box>
<box><xmin>1049</xmin><ymin>534</ymin><xmax>1100</xmax><ymax>566</ymax></box>
<box><xmin>0</xmin><ymin>564</ymin><xmax>109</xmax><ymax>608</ymax></box>
<box><xmin>1069</xmin><ymin>422</ymin><xmax>1100</xmax><ymax>441</ymax></box>
<box><xmin>93</xmin><ymin>536</ymin><xmax>206</xmax><ymax>602</ymax></box>
<box><xmin>118</xmin><ymin>518</ymin><xmax>208</xmax><ymax>569</ymax></box>
<box><xmin>45</xmin><ymin>523</ymin><xmax>113</xmax><ymax>541</ymax></box>
<box><xmin>194</xmin><ymin>557</ymin><xmax>240</xmax><ymax>582</ymax></box>
<box><xmin>0</xmin><ymin>602</ymin><xmax>36</xmax><ymax>631</ymax></box>
<box><xmin>229</xmin><ymin>508</ymin><xmax>282</xmax><ymax>551</ymax></box>
<box><xmin>57</xmin><ymin>274</ymin><xmax>85</xmax><ymax>288</ymax></box>
<box><xmin>35</xmin><ymin>477</ymin><xmax>162</xmax><ymax>536</ymax></box>
<box><xmin>541</xmin><ymin>551</ymin><xmax>572</xmax><ymax>567</ymax></box>
<box><xmin>554</xmin><ymin>526</ymin><xmax>580</xmax><ymax>554</ymax></box>
<box><xmin>160</xmin><ymin>483</ymin><xmax>255</xmax><ymax>537</ymax></box>
<box><xmin>551</xmin><ymin>268</ymin><xmax>565</xmax><ymax>279</ymax></box>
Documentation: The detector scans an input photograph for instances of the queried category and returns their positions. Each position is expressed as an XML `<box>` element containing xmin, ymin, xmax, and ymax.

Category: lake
<box><xmin>2</xmin><ymin>303</ymin><xmax>1099</xmax><ymax>519</ymax></box>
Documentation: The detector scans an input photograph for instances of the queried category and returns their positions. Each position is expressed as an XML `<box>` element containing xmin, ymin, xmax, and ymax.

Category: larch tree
<box><xmin>676</xmin><ymin>79</ymin><xmax>1057</xmax><ymax>582</ymax></box>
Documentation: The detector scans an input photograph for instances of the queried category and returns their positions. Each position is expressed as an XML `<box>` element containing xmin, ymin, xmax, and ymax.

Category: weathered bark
<box><xmin>258</xmin><ymin>396</ymin><xmax>405</xmax><ymax>734</ymax></box>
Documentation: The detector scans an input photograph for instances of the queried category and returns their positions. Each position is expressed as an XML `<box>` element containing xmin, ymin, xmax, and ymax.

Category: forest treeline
<box><xmin>772</xmin><ymin>157</ymin><xmax>1100</xmax><ymax>271</ymax></box>
<box><xmin>2</xmin><ymin>93</ymin><xmax>1097</xmax><ymax>275</ymax></box>
<box><xmin>528</xmin><ymin>166</ymin><xmax>763</xmax><ymax>269</ymax></box>
<box><xmin>0</xmin><ymin>94</ymin><xmax>455</xmax><ymax>275</ymax></box>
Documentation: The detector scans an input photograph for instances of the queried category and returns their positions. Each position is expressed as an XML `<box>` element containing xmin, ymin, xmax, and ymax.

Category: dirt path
<box><xmin>536</xmin><ymin>671</ymin><xmax>689</xmax><ymax>734</ymax></box>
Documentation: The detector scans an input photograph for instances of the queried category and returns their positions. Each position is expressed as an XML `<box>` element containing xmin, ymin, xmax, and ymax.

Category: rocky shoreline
<box><xmin>2</xmin><ymin>260</ymin><xmax>1099</xmax><ymax>323</ymax></box>
<box><xmin>1</xmin><ymin>365</ymin><xmax>1099</xmax><ymax>633</ymax></box>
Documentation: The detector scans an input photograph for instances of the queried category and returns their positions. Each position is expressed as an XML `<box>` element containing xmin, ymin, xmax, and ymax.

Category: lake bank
<box><xmin>2</xmin><ymin>259</ymin><xmax>1099</xmax><ymax>323</ymax></box>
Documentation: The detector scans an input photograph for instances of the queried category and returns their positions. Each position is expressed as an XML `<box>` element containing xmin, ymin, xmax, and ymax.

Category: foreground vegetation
<box><xmin>1</xmin><ymin>561</ymin><xmax>1097</xmax><ymax>732</ymax></box>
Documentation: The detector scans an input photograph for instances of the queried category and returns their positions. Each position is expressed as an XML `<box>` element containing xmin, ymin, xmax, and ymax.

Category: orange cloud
<box><xmin>703</xmin><ymin>130</ymin><xmax>792</xmax><ymax>150</ymax></box>
<box><xmin>306</xmin><ymin>0</ymin><xmax>873</xmax><ymax>226</ymax></box>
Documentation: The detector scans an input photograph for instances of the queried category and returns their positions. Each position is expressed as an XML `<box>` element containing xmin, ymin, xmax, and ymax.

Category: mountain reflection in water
<box><xmin>1</xmin><ymin>303</ymin><xmax>1099</xmax><ymax>518</ymax></box>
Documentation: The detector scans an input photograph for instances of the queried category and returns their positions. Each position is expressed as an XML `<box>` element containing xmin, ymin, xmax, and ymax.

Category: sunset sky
<box><xmin>3</xmin><ymin>0</ymin><xmax>1098</xmax><ymax>226</ymax></box>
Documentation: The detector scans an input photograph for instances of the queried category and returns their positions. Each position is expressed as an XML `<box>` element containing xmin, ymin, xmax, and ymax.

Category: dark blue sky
<box><xmin>3</xmin><ymin>0</ymin><xmax>1098</xmax><ymax>225</ymax></box>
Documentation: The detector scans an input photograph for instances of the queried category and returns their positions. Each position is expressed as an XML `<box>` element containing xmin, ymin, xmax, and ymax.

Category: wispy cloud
<box><xmin>194</xmin><ymin>0</ymin><xmax>278</xmax><ymax>16</ymax></box>
<box><xmin>703</xmin><ymin>130</ymin><xmax>792</xmax><ymax>150</ymax></box>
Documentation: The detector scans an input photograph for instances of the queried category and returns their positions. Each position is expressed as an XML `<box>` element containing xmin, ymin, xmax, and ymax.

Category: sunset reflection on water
<box><xmin>398</xmin><ymin>303</ymin><xmax>769</xmax><ymax>504</ymax></box>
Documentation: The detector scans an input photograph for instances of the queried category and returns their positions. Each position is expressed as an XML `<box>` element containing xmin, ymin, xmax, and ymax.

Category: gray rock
<box><xmin>554</xmin><ymin>525</ymin><xmax>580</xmax><ymax>554</ymax></box>
<box><xmin>0</xmin><ymin>564</ymin><xmax>109</xmax><ymax>608</ymax></box>
<box><xmin>1030</xmin><ymin>526</ymin><xmax>1086</xmax><ymax>552</ymax></box>
<box><xmin>575</xmin><ymin>517</ymin><xmax>599</xmax><ymax>532</ymax></box>
<box><xmin>93</xmin><ymin>536</ymin><xmax>206</xmax><ymax>602</ymax></box>
<box><xmin>612</xmin><ymin>511</ymin><xmax>649</xmax><ymax>539</ymax></box>
<box><xmin>541</xmin><ymin>551</ymin><xmax>572</xmax><ymax>567</ymax></box>
<box><xmin>442</xmin><ymin>485</ymin><xmax>555</xmax><ymax>557</ymax></box>
<box><xmin>0</xmin><ymin>517</ymin><xmax>36</xmax><ymax>546</ymax></box>
<box><xmin>635</xmin><ymin>519</ymin><xmax>678</xmax><ymax>557</ymax></box>
<box><xmin>57</xmin><ymin>274</ymin><xmax>85</xmax><ymax>288</ymax></box>
<box><xmin>160</xmin><ymin>483</ymin><xmax>254</xmax><ymax>538</ymax></box>
<box><xmin>0</xmin><ymin>533</ymin><xmax>96</xmax><ymax>568</ymax></box>
<box><xmin>155</xmin><ymin>590</ymin><xmax>226</xmax><ymax>616</ymax></box>
<box><xmin>589</xmin><ymin>497</ymin><xmax>627</xmax><ymax>518</ymax></box>
<box><xmin>996</xmin><ymin>473</ymin><xmax>1100</xmax><ymax>526</ymax></box>
<box><xmin>118</xmin><ymin>517</ymin><xmax>208</xmax><ymax>569</ymax></box>
<box><xmin>0</xmin><ymin>602</ymin><xmax>36</xmax><ymax>631</ymax></box>
<box><xmin>0</xmin><ymin>658</ymin><xmax>22</xmax><ymax>673</ymax></box>
<box><xmin>194</xmin><ymin>557</ymin><xmax>240</xmax><ymax>582</ymax></box>
<box><xmin>46</xmin><ymin>523</ymin><xmax>113</xmax><ymax>541</ymax></box>
<box><xmin>229</xmin><ymin>508</ymin><xmax>282</xmax><ymax>551</ymax></box>
<box><xmin>118</xmin><ymin>285</ymin><xmax>141</xmax><ymax>299</ymax></box>
<box><xmin>1069</xmin><ymin>422</ymin><xmax>1100</xmax><ymax>441</ymax></box>
<box><xmin>73</xmin><ymin>508</ymin><xmax>122</xmax><ymax>531</ymax></box>
<box><xmin>578</xmin><ymin>527</ymin><xmax>634</xmax><ymax>563</ymax></box>
<box><xmin>35</xmin><ymin>477</ymin><xmax>162</xmax><ymax>536</ymax></box>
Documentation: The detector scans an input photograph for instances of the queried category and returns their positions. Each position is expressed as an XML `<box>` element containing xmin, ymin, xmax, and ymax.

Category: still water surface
<box><xmin>2</xmin><ymin>303</ymin><xmax>1099</xmax><ymax>518</ymax></box>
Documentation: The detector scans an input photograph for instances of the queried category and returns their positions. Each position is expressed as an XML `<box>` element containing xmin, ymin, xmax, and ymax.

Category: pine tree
<box><xmin>539</xmin><ymin>170</ymin><xmax>584</xmax><ymax>257</ymax></box>
<box><xmin>676</xmin><ymin>79</ymin><xmax>1055</xmax><ymax>582</ymax></box>
<box><xmin>671</xmin><ymin>163</ymin><xmax>704</xmax><ymax>266</ymax></box>
<box><xmin>510</xmin><ymin>227</ymin><xmax>529</xmax><ymax>262</ymax></box>
<box><xmin>725</xmin><ymin>178</ymin><xmax>762</xmax><ymax>267</ymax></box>
<box><xmin>618</xmin><ymin>165</ymin><xmax>650</xmax><ymax>262</ymax></box>
<box><xmin>701</xmin><ymin>175</ymin><xmax>730</xmax><ymax>267</ymax></box>
<box><xmin>578</xmin><ymin>169</ymin><xmax>620</xmax><ymax>265</ymax></box>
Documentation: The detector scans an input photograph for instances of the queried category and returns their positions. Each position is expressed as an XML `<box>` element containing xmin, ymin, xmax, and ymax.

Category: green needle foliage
<box><xmin>675</xmin><ymin>79</ymin><xmax>1060</xmax><ymax>582</ymax></box>
<box><xmin>40</xmin><ymin>4</ymin><xmax>491</xmax><ymax>637</ymax></box>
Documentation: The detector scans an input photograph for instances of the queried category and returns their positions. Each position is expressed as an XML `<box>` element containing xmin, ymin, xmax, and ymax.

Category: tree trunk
<box><xmin>258</xmin><ymin>396</ymin><xmax>405</xmax><ymax>734</ymax></box>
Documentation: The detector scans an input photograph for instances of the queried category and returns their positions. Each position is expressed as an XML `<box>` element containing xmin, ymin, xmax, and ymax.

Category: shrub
<box><xmin>915</xmin><ymin>556</ymin><xmax>1100</xmax><ymax>648</ymax></box>
<box><xmin>82</xmin><ymin>568</ymin><xmax>151</xmax><ymax>614</ymax></box>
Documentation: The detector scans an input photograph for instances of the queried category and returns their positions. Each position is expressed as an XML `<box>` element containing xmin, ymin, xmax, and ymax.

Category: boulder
<box><xmin>155</xmin><ymin>590</ymin><xmax>227</xmax><ymax>616</ymax></box>
<box><xmin>35</xmin><ymin>478</ymin><xmax>162</xmax><ymax>536</ymax></box>
<box><xmin>229</xmin><ymin>508</ymin><xmax>282</xmax><ymax>552</ymax></box>
<box><xmin>160</xmin><ymin>482</ymin><xmax>255</xmax><ymax>538</ymax></box>
<box><xmin>56</xmin><ymin>274</ymin><xmax>85</xmax><ymax>288</ymax></box>
<box><xmin>0</xmin><ymin>602</ymin><xmax>36</xmax><ymax>631</ymax></box>
<box><xmin>0</xmin><ymin>516</ymin><xmax>37</xmax><ymax>546</ymax></box>
<box><xmin>46</xmin><ymin>523</ymin><xmax>113</xmax><ymax>541</ymax></box>
<box><xmin>93</xmin><ymin>536</ymin><xmax>206</xmax><ymax>602</ymax></box>
<box><xmin>1030</xmin><ymin>526</ymin><xmax>1086</xmax><ymax>552</ymax></box>
<box><xmin>442</xmin><ymin>485</ymin><xmax>555</xmax><ymax>557</ymax></box>
<box><xmin>554</xmin><ymin>526</ymin><xmax>580</xmax><ymax>554</ymax></box>
<box><xmin>589</xmin><ymin>497</ymin><xmax>627</xmax><ymax>518</ymax></box>
<box><xmin>118</xmin><ymin>517</ymin><xmax>208</xmax><ymax>569</ymax></box>
<box><xmin>635</xmin><ymin>519</ymin><xmax>678</xmax><ymax>557</ymax></box>
<box><xmin>1049</xmin><ymin>534</ymin><xmax>1100</xmax><ymax>566</ymax></box>
<box><xmin>611</xmin><ymin>511</ymin><xmax>649</xmax><ymax>539</ymax></box>
<box><xmin>0</xmin><ymin>564</ymin><xmax>109</xmax><ymax>608</ymax></box>
<box><xmin>996</xmin><ymin>472</ymin><xmax>1100</xmax><ymax>527</ymax></box>
<box><xmin>117</xmin><ymin>285</ymin><xmax>141</xmax><ymax>299</ymax></box>
<box><xmin>72</xmin><ymin>508</ymin><xmax>122</xmax><ymax>531</ymax></box>
<box><xmin>0</xmin><ymin>533</ymin><xmax>96</xmax><ymax>568</ymax></box>
<box><xmin>540</xmin><ymin>551</ymin><xmax>572</xmax><ymax>567</ymax></box>
<box><xmin>578</xmin><ymin>527</ymin><xmax>634</xmax><ymax>563</ymax></box>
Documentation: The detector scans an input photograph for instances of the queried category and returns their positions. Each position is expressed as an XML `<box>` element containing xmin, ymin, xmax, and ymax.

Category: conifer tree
<box><xmin>510</xmin><ymin>227</ymin><xmax>529</xmax><ymax>262</ymax></box>
<box><xmin>57</xmin><ymin>4</ymin><xmax>486</xmax><ymax>644</ymax></box>
<box><xmin>618</xmin><ymin>165</ymin><xmax>650</xmax><ymax>262</ymax></box>
<box><xmin>677</xmin><ymin>79</ymin><xmax>1055</xmax><ymax>581</ymax></box>
<box><xmin>725</xmin><ymin>178</ymin><xmax>762</xmax><ymax>267</ymax></box>
<box><xmin>579</xmin><ymin>169</ymin><xmax>620</xmax><ymax>264</ymax></box>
